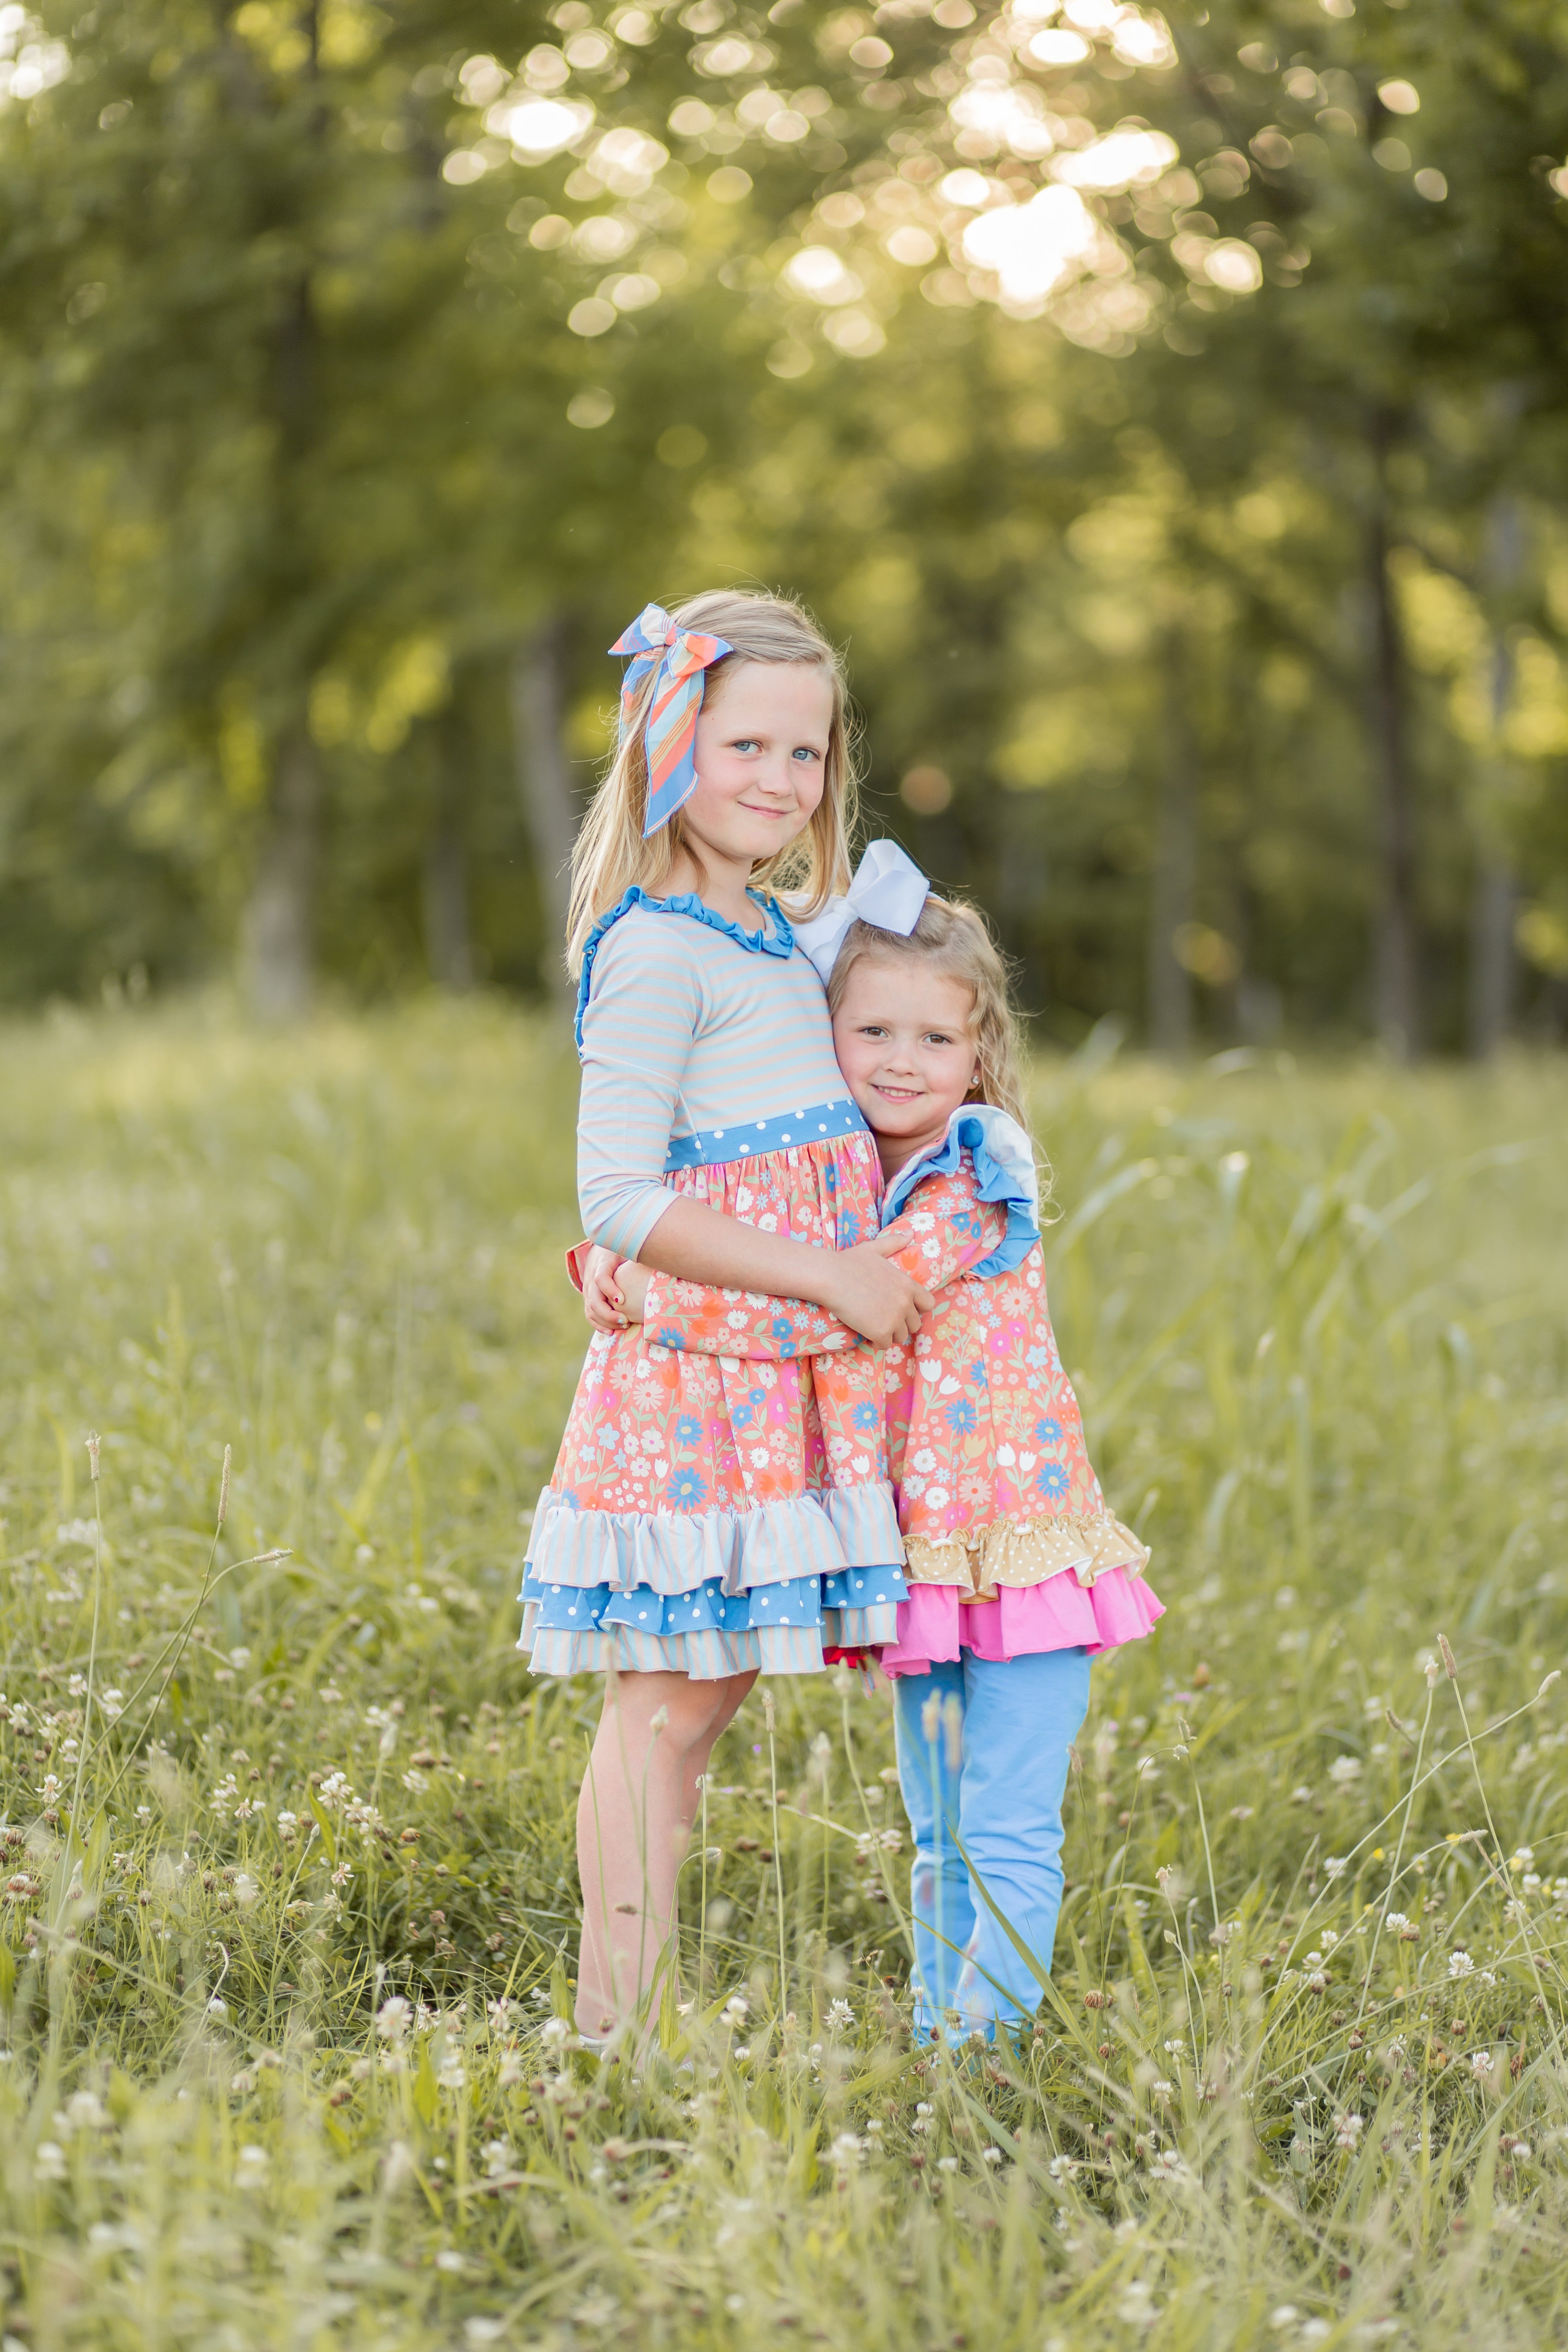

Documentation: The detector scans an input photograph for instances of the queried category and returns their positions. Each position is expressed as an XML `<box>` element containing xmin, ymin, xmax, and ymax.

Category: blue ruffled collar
<box><xmin>574</xmin><ymin>886</ymin><xmax>795</xmax><ymax>1053</ymax></box>
<box><xmin>880</xmin><ymin>1104</ymin><xmax>1042</xmax><ymax>1281</ymax></box>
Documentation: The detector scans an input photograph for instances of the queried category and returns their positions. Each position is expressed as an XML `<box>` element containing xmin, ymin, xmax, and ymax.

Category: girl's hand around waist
<box><xmin>821</xmin><ymin>1232</ymin><xmax>933</xmax><ymax>1348</ymax></box>
<box><xmin>583</xmin><ymin>1245</ymin><xmax>650</xmax><ymax>1331</ymax></box>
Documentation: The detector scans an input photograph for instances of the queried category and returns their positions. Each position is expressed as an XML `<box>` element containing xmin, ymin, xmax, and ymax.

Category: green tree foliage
<box><xmin>1</xmin><ymin>0</ymin><xmax>1566</xmax><ymax>1047</ymax></box>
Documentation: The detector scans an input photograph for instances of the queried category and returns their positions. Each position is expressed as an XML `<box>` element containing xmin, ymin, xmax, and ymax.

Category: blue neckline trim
<box><xmin>574</xmin><ymin>886</ymin><xmax>795</xmax><ymax>1054</ymax></box>
<box><xmin>880</xmin><ymin>1106</ymin><xmax>1041</xmax><ymax>1280</ymax></box>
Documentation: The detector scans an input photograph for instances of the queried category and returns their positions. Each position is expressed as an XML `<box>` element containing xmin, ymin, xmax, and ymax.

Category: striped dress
<box><xmin>518</xmin><ymin>888</ymin><xmax>908</xmax><ymax>1680</ymax></box>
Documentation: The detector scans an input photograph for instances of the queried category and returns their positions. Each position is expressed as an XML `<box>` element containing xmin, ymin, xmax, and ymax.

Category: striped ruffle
<box><xmin>523</xmin><ymin>1483</ymin><xmax>902</xmax><ymax>1596</ymax></box>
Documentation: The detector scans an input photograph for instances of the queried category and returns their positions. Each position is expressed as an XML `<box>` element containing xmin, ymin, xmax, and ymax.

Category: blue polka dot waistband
<box><xmin>663</xmin><ymin>1098</ymin><xmax>871</xmax><ymax>1173</ymax></box>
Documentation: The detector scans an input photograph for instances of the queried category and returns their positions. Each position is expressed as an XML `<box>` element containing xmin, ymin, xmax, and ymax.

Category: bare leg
<box><xmin>676</xmin><ymin>1676</ymin><xmax>756</xmax><ymax>1845</ymax></box>
<box><xmin>575</xmin><ymin>1668</ymin><xmax>756</xmax><ymax>2034</ymax></box>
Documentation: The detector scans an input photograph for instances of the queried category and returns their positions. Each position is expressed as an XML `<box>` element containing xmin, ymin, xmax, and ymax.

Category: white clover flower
<box><xmin>1048</xmin><ymin>2153</ymin><xmax>1078</xmax><ymax>2180</ymax></box>
<box><xmin>1322</xmin><ymin>1856</ymin><xmax>1348</xmax><ymax>1880</ymax></box>
<box><xmin>1334</xmin><ymin>2113</ymin><xmax>1363</xmax><ymax>2150</ymax></box>
<box><xmin>1449</xmin><ymin>1950</ymin><xmax>1475</xmax><ymax>1978</ymax></box>
<box><xmin>982</xmin><ymin>2145</ymin><xmax>1004</xmax><ymax>2165</ymax></box>
<box><xmin>827</xmin><ymin>1998</ymin><xmax>854</xmax><ymax>2030</ymax></box>
<box><xmin>235</xmin><ymin>2144</ymin><xmax>270</xmax><ymax>2188</ymax></box>
<box><xmin>1470</xmin><ymin>2051</ymin><xmax>1494</xmax><ymax>2080</ymax></box>
<box><xmin>377</xmin><ymin>1997</ymin><xmax>412</xmax><ymax>2040</ymax></box>
<box><xmin>1327</xmin><ymin>1755</ymin><xmax>1362</xmax><ymax>1785</ymax></box>
<box><xmin>540</xmin><ymin>2016</ymin><xmax>571</xmax><ymax>2046</ymax></box>
<box><xmin>34</xmin><ymin>2141</ymin><xmax>67</xmax><ymax>2183</ymax></box>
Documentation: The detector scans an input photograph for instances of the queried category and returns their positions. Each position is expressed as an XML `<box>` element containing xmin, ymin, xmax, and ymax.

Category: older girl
<box><xmin>523</xmin><ymin>592</ymin><xmax>931</xmax><ymax>2036</ymax></box>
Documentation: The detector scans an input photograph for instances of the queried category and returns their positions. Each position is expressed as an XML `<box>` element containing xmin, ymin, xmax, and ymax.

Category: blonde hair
<box><xmin>566</xmin><ymin>590</ymin><xmax>857</xmax><ymax>973</ymax></box>
<box><xmin>827</xmin><ymin>894</ymin><xmax>1039</xmax><ymax>1153</ymax></box>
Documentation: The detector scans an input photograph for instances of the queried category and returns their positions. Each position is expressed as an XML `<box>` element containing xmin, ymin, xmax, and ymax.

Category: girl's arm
<box><xmin>632</xmin><ymin>1167</ymin><xmax>1008</xmax><ymax>1360</ymax></box>
<box><xmin>576</xmin><ymin>916</ymin><xmax>930</xmax><ymax>1349</ymax></box>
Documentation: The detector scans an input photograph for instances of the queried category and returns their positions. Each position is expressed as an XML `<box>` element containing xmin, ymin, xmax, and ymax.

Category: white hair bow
<box><xmin>793</xmin><ymin>839</ymin><xmax>930</xmax><ymax>983</ymax></box>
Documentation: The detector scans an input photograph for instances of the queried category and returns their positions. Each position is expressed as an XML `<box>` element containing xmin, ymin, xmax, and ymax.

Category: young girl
<box><xmin>591</xmin><ymin>890</ymin><xmax>1162</xmax><ymax>2040</ymax></box>
<box><xmin>522</xmin><ymin>591</ymin><xmax>936</xmax><ymax>2036</ymax></box>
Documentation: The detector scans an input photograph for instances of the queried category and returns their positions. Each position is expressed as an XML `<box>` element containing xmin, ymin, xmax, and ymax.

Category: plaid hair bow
<box><xmin>610</xmin><ymin>603</ymin><xmax>733</xmax><ymax>837</ymax></box>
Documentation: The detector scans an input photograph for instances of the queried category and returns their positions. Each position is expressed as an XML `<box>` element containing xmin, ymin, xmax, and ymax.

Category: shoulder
<box><xmin>576</xmin><ymin>897</ymin><xmax>706</xmax><ymax>1051</ymax></box>
<box><xmin>948</xmin><ymin>1109</ymin><xmax>1040</xmax><ymax>1218</ymax></box>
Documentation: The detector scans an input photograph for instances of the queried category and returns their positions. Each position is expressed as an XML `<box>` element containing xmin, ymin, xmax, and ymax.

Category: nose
<box><xmin>753</xmin><ymin>754</ymin><xmax>797</xmax><ymax>797</ymax></box>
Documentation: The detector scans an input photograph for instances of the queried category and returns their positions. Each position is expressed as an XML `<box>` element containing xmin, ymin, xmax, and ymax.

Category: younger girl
<box><xmin>522</xmin><ymin>591</ymin><xmax>933</xmax><ymax>2036</ymax></box>
<box><xmin>591</xmin><ymin>889</ymin><xmax>1162</xmax><ymax>2039</ymax></box>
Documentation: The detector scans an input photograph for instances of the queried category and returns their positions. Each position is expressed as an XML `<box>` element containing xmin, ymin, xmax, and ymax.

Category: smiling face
<box><xmin>831</xmin><ymin>955</ymin><xmax>980</xmax><ymax>1176</ymax></box>
<box><xmin>671</xmin><ymin>659</ymin><xmax>834</xmax><ymax>907</ymax></box>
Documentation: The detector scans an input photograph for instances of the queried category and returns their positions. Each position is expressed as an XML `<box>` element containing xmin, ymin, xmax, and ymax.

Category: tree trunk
<box><xmin>1147</xmin><ymin>633</ymin><xmax>1197</xmax><ymax>1057</ymax></box>
<box><xmin>1468</xmin><ymin>854</ymin><xmax>1514</xmax><ymax>1059</ymax></box>
<box><xmin>510</xmin><ymin>615</ymin><xmax>581</xmax><ymax>1008</ymax></box>
<box><xmin>1367</xmin><ymin>441</ymin><xmax>1420</xmax><ymax>1061</ymax></box>
<box><xmin>1468</xmin><ymin>495</ymin><xmax>1523</xmax><ymax>1060</ymax></box>
<box><xmin>242</xmin><ymin>725</ymin><xmax>319</xmax><ymax>1020</ymax></box>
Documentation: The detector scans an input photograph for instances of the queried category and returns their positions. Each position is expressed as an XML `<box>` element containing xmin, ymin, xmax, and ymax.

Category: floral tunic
<box><xmin>640</xmin><ymin>1107</ymin><xmax>1162</xmax><ymax>1672</ymax></box>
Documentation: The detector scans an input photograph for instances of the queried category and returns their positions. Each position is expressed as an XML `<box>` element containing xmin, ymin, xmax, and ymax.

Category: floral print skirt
<box><xmin>876</xmin><ymin>1241</ymin><xmax>1163</xmax><ymax>1676</ymax></box>
<box><xmin>520</xmin><ymin>1131</ymin><xmax>906</xmax><ymax>1680</ymax></box>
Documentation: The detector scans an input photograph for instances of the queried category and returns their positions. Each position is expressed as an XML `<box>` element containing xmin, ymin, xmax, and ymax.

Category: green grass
<box><xmin>1</xmin><ymin>996</ymin><xmax>1566</xmax><ymax>2351</ymax></box>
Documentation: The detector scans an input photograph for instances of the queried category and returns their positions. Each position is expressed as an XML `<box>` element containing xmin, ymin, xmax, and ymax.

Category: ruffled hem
<box><xmin>526</xmin><ymin>1483</ymin><xmax>903</xmax><ymax>1597</ymax></box>
<box><xmin>522</xmin><ymin>1563</ymin><xmax>903</xmax><ymax>1632</ymax></box>
<box><xmin>879</xmin><ymin>1563</ymin><xmax>1164</xmax><ymax>1676</ymax></box>
<box><xmin>527</xmin><ymin>1623</ymin><xmax>831</xmax><ymax>1679</ymax></box>
<box><xmin>902</xmin><ymin>1510</ymin><xmax>1148</xmax><ymax>1596</ymax></box>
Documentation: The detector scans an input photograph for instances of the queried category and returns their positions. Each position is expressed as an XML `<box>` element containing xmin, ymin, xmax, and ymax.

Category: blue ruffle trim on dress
<box><xmin>881</xmin><ymin>1105</ymin><xmax>1042</xmax><ymax>1279</ymax></box>
<box><xmin>521</xmin><ymin>1562</ymin><xmax>906</xmax><ymax>1638</ymax></box>
<box><xmin>575</xmin><ymin>885</ymin><xmax>794</xmax><ymax>1054</ymax></box>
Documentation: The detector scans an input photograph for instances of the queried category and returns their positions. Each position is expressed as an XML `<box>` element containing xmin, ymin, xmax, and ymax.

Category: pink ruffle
<box><xmin>879</xmin><ymin>1564</ymin><xmax>1164</xmax><ymax>1678</ymax></box>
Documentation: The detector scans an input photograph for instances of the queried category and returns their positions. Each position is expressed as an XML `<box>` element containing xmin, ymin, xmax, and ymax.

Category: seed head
<box><xmin>1437</xmin><ymin>1634</ymin><xmax>1458</xmax><ymax>1681</ymax></box>
<box><xmin>85</xmin><ymin>1432</ymin><xmax>101</xmax><ymax>1483</ymax></box>
<box><xmin>217</xmin><ymin>1445</ymin><xmax>232</xmax><ymax>1531</ymax></box>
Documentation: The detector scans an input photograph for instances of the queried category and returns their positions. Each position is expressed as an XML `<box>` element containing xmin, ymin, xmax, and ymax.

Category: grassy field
<box><xmin>1</xmin><ymin>998</ymin><xmax>1566</xmax><ymax>2352</ymax></box>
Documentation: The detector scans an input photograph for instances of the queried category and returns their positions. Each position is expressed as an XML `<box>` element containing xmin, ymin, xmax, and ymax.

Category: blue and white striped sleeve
<box><xmin>576</xmin><ymin>916</ymin><xmax>703</xmax><ymax>1259</ymax></box>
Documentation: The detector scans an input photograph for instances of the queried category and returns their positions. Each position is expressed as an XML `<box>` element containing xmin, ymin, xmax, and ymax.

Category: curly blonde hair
<box><xmin>566</xmin><ymin>590</ymin><xmax>857</xmax><ymax>974</ymax></box>
<box><xmin>827</xmin><ymin>894</ymin><xmax>1045</xmax><ymax>1180</ymax></box>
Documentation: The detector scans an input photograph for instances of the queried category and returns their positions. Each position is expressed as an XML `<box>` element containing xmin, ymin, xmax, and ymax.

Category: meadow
<box><xmin>0</xmin><ymin>997</ymin><xmax>1565</xmax><ymax>2352</ymax></box>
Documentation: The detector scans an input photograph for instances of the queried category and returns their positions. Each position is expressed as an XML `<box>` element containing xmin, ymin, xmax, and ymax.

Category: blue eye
<box><xmin>791</xmin><ymin>745</ymin><xmax>821</xmax><ymax>762</ymax></box>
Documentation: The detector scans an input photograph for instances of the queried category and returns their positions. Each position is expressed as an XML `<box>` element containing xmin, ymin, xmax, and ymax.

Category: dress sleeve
<box><xmin>639</xmin><ymin>1161</ymin><xmax>1007</xmax><ymax>1359</ymax></box>
<box><xmin>576</xmin><ymin>917</ymin><xmax>704</xmax><ymax>1259</ymax></box>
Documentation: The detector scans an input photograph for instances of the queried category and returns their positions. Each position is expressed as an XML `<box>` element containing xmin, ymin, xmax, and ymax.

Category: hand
<box><xmin>820</xmin><ymin>1233</ymin><xmax>934</xmax><ymax>1349</ymax></box>
<box><xmin>617</xmin><ymin>1261</ymin><xmax>651</xmax><ymax>1323</ymax></box>
<box><xmin>583</xmin><ymin>1245</ymin><xmax>627</xmax><ymax>1332</ymax></box>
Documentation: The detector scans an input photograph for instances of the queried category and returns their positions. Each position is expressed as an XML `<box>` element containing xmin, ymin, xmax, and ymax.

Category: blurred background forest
<box><xmin>2</xmin><ymin>0</ymin><xmax>1567</xmax><ymax>1056</ymax></box>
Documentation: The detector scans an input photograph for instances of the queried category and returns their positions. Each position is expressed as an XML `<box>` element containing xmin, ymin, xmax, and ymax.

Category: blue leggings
<box><xmin>893</xmin><ymin>1648</ymin><xmax>1090</xmax><ymax>2039</ymax></box>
